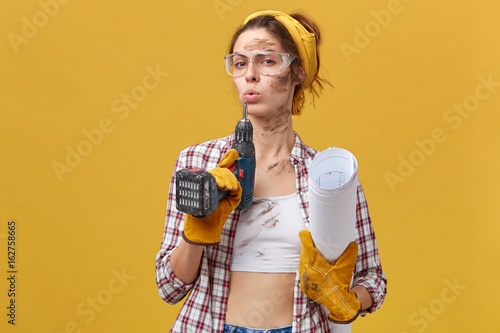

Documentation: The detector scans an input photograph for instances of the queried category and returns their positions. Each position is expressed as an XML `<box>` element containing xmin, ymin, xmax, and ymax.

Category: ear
<box><xmin>293</xmin><ymin>66</ymin><xmax>306</xmax><ymax>86</ymax></box>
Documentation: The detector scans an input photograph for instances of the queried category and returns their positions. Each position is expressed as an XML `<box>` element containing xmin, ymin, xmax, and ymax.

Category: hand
<box><xmin>182</xmin><ymin>149</ymin><xmax>242</xmax><ymax>246</ymax></box>
<box><xmin>298</xmin><ymin>229</ymin><xmax>361</xmax><ymax>323</ymax></box>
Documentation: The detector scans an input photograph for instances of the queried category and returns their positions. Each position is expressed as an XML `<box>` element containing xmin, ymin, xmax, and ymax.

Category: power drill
<box><xmin>175</xmin><ymin>101</ymin><xmax>256</xmax><ymax>218</ymax></box>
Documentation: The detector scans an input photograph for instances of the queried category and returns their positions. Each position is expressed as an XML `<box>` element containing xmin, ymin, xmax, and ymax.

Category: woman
<box><xmin>156</xmin><ymin>10</ymin><xmax>387</xmax><ymax>333</ymax></box>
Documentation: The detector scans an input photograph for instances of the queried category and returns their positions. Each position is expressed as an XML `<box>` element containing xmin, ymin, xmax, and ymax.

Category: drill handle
<box><xmin>215</xmin><ymin>156</ymin><xmax>254</xmax><ymax>210</ymax></box>
<box><xmin>217</xmin><ymin>189</ymin><xmax>230</xmax><ymax>202</ymax></box>
<box><xmin>233</xmin><ymin>156</ymin><xmax>256</xmax><ymax>210</ymax></box>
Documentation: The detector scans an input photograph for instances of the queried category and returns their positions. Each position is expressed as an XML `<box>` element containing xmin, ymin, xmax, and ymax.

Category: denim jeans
<box><xmin>223</xmin><ymin>323</ymin><xmax>292</xmax><ymax>333</ymax></box>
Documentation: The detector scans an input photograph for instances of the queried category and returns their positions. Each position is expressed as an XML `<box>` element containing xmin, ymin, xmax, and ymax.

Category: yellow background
<box><xmin>1</xmin><ymin>0</ymin><xmax>499</xmax><ymax>332</ymax></box>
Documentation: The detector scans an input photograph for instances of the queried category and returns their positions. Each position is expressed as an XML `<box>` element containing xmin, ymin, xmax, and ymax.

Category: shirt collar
<box><xmin>290</xmin><ymin>131</ymin><xmax>306</xmax><ymax>165</ymax></box>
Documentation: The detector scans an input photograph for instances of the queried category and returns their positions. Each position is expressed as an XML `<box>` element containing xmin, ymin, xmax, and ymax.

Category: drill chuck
<box><xmin>233</xmin><ymin>119</ymin><xmax>254</xmax><ymax>157</ymax></box>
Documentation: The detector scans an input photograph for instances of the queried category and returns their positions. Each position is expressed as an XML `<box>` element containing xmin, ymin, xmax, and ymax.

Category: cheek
<box><xmin>233</xmin><ymin>77</ymin><xmax>245</xmax><ymax>94</ymax></box>
<box><xmin>269</xmin><ymin>72</ymin><xmax>291</xmax><ymax>94</ymax></box>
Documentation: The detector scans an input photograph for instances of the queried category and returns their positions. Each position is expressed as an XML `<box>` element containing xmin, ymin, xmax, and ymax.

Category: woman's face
<box><xmin>232</xmin><ymin>28</ymin><xmax>301</xmax><ymax>119</ymax></box>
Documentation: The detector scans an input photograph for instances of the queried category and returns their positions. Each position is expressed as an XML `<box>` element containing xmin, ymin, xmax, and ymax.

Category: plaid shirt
<box><xmin>155</xmin><ymin>132</ymin><xmax>387</xmax><ymax>332</ymax></box>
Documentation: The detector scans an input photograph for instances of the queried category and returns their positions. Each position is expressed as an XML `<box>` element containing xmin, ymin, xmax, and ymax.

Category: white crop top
<box><xmin>231</xmin><ymin>193</ymin><xmax>305</xmax><ymax>273</ymax></box>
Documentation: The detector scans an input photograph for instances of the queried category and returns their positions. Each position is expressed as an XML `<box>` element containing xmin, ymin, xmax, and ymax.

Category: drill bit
<box><xmin>243</xmin><ymin>100</ymin><xmax>248</xmax><ymax>120</ymax></box>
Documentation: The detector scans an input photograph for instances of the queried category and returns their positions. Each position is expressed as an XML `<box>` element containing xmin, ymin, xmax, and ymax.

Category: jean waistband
<box><xmin>223</xmin><ymin>323</ymin><xmax>292</xmax><ymax>333</ymax></box>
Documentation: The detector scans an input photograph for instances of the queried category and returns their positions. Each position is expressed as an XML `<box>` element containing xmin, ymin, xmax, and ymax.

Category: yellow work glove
<box><xmin>182</xmin><ymin>149</ymin><xmax>242</xmax><ymax>246</ymax></box>
<box><xmin>298</xmin><ymin>229</ymin><xmax>361</xmax><ymax>324</ymax></box>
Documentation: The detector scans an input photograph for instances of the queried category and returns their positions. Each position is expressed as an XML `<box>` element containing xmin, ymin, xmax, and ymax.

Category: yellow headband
<box><xmin>243</xmin><ymin>10</ymin><xmax>317</xmax><ymax>86</ymax></box>
<box><xmin>243</xmin><ymin>10</ymin><xmax>318</xmax><ymax>115</ymax></box>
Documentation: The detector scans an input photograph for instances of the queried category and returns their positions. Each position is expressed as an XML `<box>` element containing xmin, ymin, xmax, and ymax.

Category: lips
<box><xmin>244</xmin><ymin>89</ymin><xmax>259</xmax><ymax>102</ymax></box>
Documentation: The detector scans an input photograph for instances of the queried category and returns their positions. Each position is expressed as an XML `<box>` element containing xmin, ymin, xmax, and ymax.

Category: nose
<box><xmin>244</xmin><ymin>61</ymin><xmax>259</xmax><ymax>82</ymax></box>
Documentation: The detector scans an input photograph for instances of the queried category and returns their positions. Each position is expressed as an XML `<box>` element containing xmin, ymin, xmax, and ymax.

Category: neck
<box><xmin>249</xmin><ymin>112</ymin><xmax>295</xmax><ymax>160</ymax></box>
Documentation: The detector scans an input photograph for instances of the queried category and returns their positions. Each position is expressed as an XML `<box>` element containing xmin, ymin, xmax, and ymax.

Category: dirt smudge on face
<box><xmin>270</xmin><ymin>72</ymin><xmax>290</xmax><ymax>94</ymax></box>
<box><xmin>243</xmin><ymin>38</ymin><xmax>275</xmax><ymax>51</ymax></box>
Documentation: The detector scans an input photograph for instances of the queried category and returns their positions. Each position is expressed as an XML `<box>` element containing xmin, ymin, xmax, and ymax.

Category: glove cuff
<box><xmin>181</xmin><ymin>230</ymin><xmax>219</xmax><ymax>246</ymax></box>
<box><xmin>327</xmin><ymin>307</ymin><xmax>361</xmax><ymax>324</ymax></box>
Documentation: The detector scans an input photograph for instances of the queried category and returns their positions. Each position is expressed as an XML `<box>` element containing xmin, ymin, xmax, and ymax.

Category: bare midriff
<box><xmin>225</xmin><ymin>271</ymin><xmax>296</xmax><ymax>329</ymax></box>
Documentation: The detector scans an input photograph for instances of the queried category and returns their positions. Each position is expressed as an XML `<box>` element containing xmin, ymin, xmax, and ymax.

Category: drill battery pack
<box><xmin>175</xmin><ymin>169</ymin><xmax>227</xmax><ymax>218</ymax></box>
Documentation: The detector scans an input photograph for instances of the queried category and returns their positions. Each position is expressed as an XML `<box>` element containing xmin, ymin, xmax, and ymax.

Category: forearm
<box><xmin>352</xmin><ymin>285</ymin><xmax>373</xmax><ymax>311</ymax></box>
<box><xmin>170</xmin><ymin>238</ymin><xmax>204</xmax><ymax>284</ymax></box>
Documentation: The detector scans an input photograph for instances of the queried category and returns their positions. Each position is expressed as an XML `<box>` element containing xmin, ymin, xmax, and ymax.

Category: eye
<box><xmin>232</xmin><ymin>55</ymin><xmax>248</xmax><ymax>69</ymax></box>
<box><xmin>262</xmin><ymin>58</ymin><xmax>277</xmax><ymax>65</ymax></box>
<box><xmin>257</xmin><ymin>53</ymin><xmax>280</xmax><ymax>67</ymax></box>
<box><xmin>234</xmin><ymin>60</ymin><xmax>247</xmax><ymax>68</ymax></box>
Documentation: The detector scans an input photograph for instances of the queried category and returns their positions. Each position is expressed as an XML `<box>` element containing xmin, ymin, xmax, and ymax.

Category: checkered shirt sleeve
<box><xmin>353</xmin><ymin>182</ymin><xmax>387</xmax><ymax>315</ymax></box>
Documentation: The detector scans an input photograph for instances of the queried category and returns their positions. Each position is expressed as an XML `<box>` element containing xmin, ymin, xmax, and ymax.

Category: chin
<box><xmin>245</xmin><ymin>103</ymin><xmax>268</xmax><ymax>116</ymax></box>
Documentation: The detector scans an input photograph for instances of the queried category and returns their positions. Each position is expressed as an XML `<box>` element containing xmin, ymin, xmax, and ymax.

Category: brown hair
<box><xmin>227</xmin><ymin>12</ymin><xmax>332</xmax><ymax>115</ymax></box>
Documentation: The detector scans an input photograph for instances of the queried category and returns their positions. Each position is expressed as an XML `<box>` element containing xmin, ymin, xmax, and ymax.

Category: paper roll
<box><xmin>308</xmin><ymin>147</ymin><xmax>358</xmax><ymax>263</ymax></box>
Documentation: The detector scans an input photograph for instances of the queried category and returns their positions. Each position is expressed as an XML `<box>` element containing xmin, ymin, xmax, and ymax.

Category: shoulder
<box><xmin>177</xmin><ymin>135</ymin><xmax>233</xmax><ymax>170</ymax></box>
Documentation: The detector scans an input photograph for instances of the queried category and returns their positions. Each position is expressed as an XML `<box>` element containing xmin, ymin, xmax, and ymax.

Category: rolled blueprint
<box><xmin>308</xmin><ymin>147</ymin><xmax>358</xmax><ymax>263</ymax></box>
